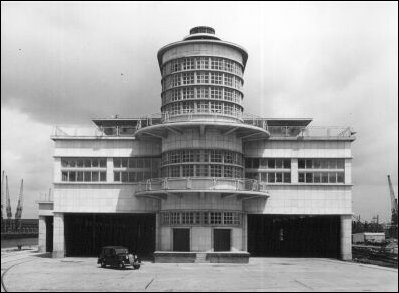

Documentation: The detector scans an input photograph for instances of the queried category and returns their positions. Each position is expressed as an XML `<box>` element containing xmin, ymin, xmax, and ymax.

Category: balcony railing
<box><xmin>135</xmin><ymin>177</ymin><xmax>268</xmax><ymax>194</ymax></box>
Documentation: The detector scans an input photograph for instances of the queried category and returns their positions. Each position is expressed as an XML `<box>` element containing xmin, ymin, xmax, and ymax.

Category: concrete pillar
<box><xmin>340</xmin><ymin>215</ymin><xmax>352</xmax><ymax>260</ymax></box>
<box><xmin>242</xmin><ymin>213</ymin><xmax>248</xmax><ymax>251</ymax></box>
<box><xmin>155</xmin><ymin>213</ymin><xmax>161</xmax><ymax>250</ymax></box>
<box><xmin>52</xmin><ymin>213</ymin><xmax>65</xmax><ymax>258</ymax></box>
<box><xmin>38</xmin><ymin>216</ymin><xmax>46</xmax><ymax>252</ymax></box>
<box><xmin>106</xmin><ymin>157</ymin><xmax>113</xmax><ymax>183</ymax></box>
<box><xmin>291</xmin><ymin>158</ymin><xmax>298</xmax><ymax>183</ymax></box>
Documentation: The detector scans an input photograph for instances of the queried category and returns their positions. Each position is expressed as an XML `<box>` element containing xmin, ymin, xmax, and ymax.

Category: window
<box><xmin>223</xmin><ymin>212</ymin><xmax>233</xmax><ymax>225</ymax></box>
<box><xmin>181</xmin><ymin>212</ymin><xmax>194</xmax><ymax>224</ymax></box>
<box><xmin>196</xmin><ymin>57</ymin><xmax>208</xmax><ymax>69</ymax></box>
<box><xmin>162</xmin><ymin>213</ymin><xmax>170</xmax><ymax>225</ymax></box>
<box><xmin>210</xmin><ymin>150</ymin><xmax>222</xmax><ymax>162</ymax></box>
<box><xmin>210</xmin><ymin>165</ymin><xmax>222</xmax><ymax>177</ymax></box>
<box><xmin>171</xmin><ymin>60</ymin><xmax>180</xmax><ymax>72</ymax></box>
<box><xmin>170</xmin><ymin>166</ymin><xmax>180</xmax><ymax>177</ymax></box>
<box><xmin>198</xmin><ymin>101</ymin><xmax>209</xmax><ymax>113</ymax></box>
<box><xmin>182</xmin><ymin>73</ymin><xmax>194</xmax><ymax>85</ymax></box>
<box><xmin>211</xmin><ymin>73</ymin><xmax>223</xmax><ymax>84</ymax></box>
<box><xmin>211</xmin><ymin>58</ymin><xmax>223</xmax><ymax>70</ymax></box>
<box><xmin>337</xmin><ymin>172</ymin><xmax>345</xmax><ymax>183</ymax></box>
<box><xmin>268</xmin><ymin>173</ymin><xmax>275</xmax><ymax>183</ymax></box>
<box><xmin>62</xmin><ymin>171</ymin><xmax>68</xmax><ymax>181</ymax></box>
<box><xmin>210</xmin><ymin>87</ymin><xmax>222</xmax><ymax>99</ymax></box>
<box><xmin>196</xmin><ymin>72</ymin><xmax>209</xmax><ymax>84</ymax></box>
<box><xmin>197</xmin><ymin>87</ymin><xmax>208</xmax><ymax>99</ymax></box>
<box><xmin>305</xmin><ymin>172</ymin><xmax>313</xmax><ymax>183</ymax></box>
<box><xmin>283</xmin><ymin>172</ymin><xmax>291</xmax><ymax>183</ymax></box>
<box><xmin>172</xmin><ymin>74</ymin><xmax>181</xmax><ymax>87</ymax></box>
<box><xmin>114</xmin><ymin>172</ymin><xmax>120</xmax><ymax>182</ymax></box>
<box><xmin>171</xmin><ymin>89</ymin><xmax>180</xmax><ymax>101</ymax></box>
<box><xmin>298</xmin><ymin>173</ymin><xmax>305</xmax><ymax>183</ymax></box>
<box><xmin>298</xmin><ymin>159</ymin><xmax>305</xmax><ymax>169</ymax></box>
<box><xmin>171</xmin><ymin>212</ymin><xmax>180</xmax><ymax>225</ymax></box>
<box><xmin>182</xmin><ymin>165</ymin><xmax>194</xmax><ymax>177</ymax></box>
<box><xmin>182</xmin><ymin>88</ymin><xmax>194</xmax><ymax>100</ymax></box>
<box><xmin>197</xmin><ymin>165</ymin><xmax>209</xmax><ymax>177</ymax></box>
<box><xmin>224</xmin><ymin>166</ymin><xmax>233</xmax><ymax>177</ymax></box>
<box><xmin>224</xmin><ymin>75</ymin><xmax>233</xmax><ymax>86</ymax></box>
<box><xmin>210</xmin><ymin>102</ymin><xmax>222</xmax><ymax>113</ymax></box>
<box><xmin>210</xmin><ymin>212</ymin><xmax>222</xmax><ymax>224</ymax></box>
<box><xmin>181</xmin><ymin>58</ymin><xmax>194</xmax><ymax>70</ymax></box>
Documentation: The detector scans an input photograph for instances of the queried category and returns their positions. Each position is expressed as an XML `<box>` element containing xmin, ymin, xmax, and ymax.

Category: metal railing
<box><xmin>136</xmin><ymin>177</ymin><xmax>268</xmax><ymax>193</ymax></box>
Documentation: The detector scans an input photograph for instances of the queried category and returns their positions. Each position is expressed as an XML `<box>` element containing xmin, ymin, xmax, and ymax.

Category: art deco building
<box><xmin>38</xmin><ymin>27</ymin><xmax>355</xmax><ymax>262</ymax></box>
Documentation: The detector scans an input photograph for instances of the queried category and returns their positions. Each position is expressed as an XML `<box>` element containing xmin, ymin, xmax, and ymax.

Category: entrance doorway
<box><xmin>45</xmin><ymin>216</ymin><xmax>53</xmax><ymax>253</ymax></box>
<box><xmin>214</xmin><ymin>229</ymin><xmax>231</xmax><ymax>251</ymax></box>
<box><xmin>173</xmin><ymin>228</ymin><xmax>190</xmax><ymax>251</ymax></box>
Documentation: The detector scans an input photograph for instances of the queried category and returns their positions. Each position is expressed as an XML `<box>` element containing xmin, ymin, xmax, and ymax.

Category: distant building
<box><xmin>352</xmin><ymin>232</ymin><xmax>386</xmax><ymax>244</ymax></box>
<box><xmin>37</xmin><ymin>26</ymin><xmax>356</xmax><ymax>262</ymax></box>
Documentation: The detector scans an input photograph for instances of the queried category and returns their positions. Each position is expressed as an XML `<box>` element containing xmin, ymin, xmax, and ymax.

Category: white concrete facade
<box><xmin>38</xmin><ymin>26</ymin><xmax>355</xmax><ymax>261</ymax></box>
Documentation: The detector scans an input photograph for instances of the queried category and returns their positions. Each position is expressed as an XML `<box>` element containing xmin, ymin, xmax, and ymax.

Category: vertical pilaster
<box><xmin>242</xmin><ymin>213</ymin><xmax>248</xmax><ymax>251</ymax></box>
<box><xmin>106</xmin><ymin>157</ymin><xmax>113</xmax><ymax>183</ymax></box>
<box><xmin>155</xmin><ymin>212</ymin><xmax>161</xmax><ymax>250</ymax></box>
<box><xmin>52</xmin><ymin>212</ymin><xmax>65</xmax><ymax>258</ymax></box>
<box><xmin>38</xmin><ymin>216</ymin><xmax>46</xmax><ymax>252</ymax></box>
<box><xmin>340</xmin><ymin>215</ymin><xmax>352</xmax><ymax>260</ymax></box>
<box><xmin>291</xmin><ymin>158</ymin><xmax>298</xmax><ymax>183</ymax></box>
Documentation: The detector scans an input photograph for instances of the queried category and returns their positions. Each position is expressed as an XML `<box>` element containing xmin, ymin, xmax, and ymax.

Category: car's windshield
<box><xmin>114</xmin><ymin>248</ymin><xmax>128</xmax><ymax>254</ymax></box>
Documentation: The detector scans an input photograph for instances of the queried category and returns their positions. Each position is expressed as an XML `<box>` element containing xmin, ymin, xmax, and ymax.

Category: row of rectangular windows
<box><xmin>244</xmin><ymin>171</ymin><xmax>345</xmax><ymax>183</ymax></box>
<box><xmin>162</xmin><ymin>87</ymin><xmax>242</xmax><ymax>105</ymax></box>
<box><xmin>161</xmin><ymin>211</ymin><xmax>241</xmax><ymax>226</ymax></box>
<box><xmin>162</xmin><ymin>149</ymin><xmax>243</xmax><ymax>165</ymax></box>
<box><xmin>299</xmin><ymin>172</ymin><xmax>345</xmax><ymax>183</ymax></box>
<box><xmin>298</xmin><ymin>159</ymin><xmax>345</xmax><ymax>169</ymax></box>
<box><xmin>245</xmin><ymin>158</ymin><xmax>291</xmax><ymax>169</ymax></box>
<box><xmin>162</xmin><ymin>101</ymin><xmax>243</xmax><ymax>117</ymax></box>
<box><xmin>161</xmin><ymin>165</ymin><xmax>244</xmax><ymax>178</ymax></box>
<box><xmin>113</xmin><ymin>157</ymin><xmax>160</xmax><ymax>169</ymax></box>
<box><xmin>162</xmin><ymin>57</ymin><xmax>243</xmax><ymax>76</ymax></box>
<box><xmin>113</xmin><ymin>171</ymin><xmax>158</xmax><ymax>182</ymax></box>
<box><xmin>246</xmin><ymin>172</ymin><xmax>292</xmax><ymax>183</ymax></box>
<box><xmin>61</xmin><ymin>158</ymin><xmax>106</xmax><ymax>168</ymax></box>
<box><xmin>162</xmin><ymin>72</ymin><xmax>242</xmax><ymax>91</ymax></box>
<box><xmin>61</xmin><ymin>171</ymin><xmax>106</xmax><ymax>182</ymax></box>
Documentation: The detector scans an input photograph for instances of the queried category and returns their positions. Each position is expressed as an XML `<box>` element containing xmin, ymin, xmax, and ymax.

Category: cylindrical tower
<box><xmin>158</xmin><ymin>26</ymin><xmax>248</xmax><ymax>123</ymax></box>
<box><xmin>135</xmin><ymin>27</ymin><xmax>269</xmax><ymax>256</ymax></box>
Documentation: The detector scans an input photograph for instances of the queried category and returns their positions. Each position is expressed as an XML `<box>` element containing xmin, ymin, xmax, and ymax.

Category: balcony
<box><xmin>134</xmin><ymin>177</ymin><xmax>269</xmax><ymax>200</ymax></box>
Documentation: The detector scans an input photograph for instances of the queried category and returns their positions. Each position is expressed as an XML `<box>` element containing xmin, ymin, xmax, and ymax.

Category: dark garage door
<box><xmin>64</xmin><ymin>213</ymin><xmax>156</xmax><ymax>257</ymax></box>
<box><xmin>248</xmin><ymin>215</ymin><xmax>341</xmax><ymax>258</ymax></box>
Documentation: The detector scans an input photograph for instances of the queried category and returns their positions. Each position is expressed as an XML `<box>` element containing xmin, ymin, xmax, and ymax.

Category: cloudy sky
<box><xmin>1</xmin><ymin>2</ymin><xmax>398</xmax><ymax>221</ymax></box>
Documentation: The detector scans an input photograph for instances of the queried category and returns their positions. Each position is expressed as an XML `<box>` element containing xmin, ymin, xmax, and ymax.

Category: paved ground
<box><xmin>1</xmin><ymin>252</ymin><xmax>398</xmax><ymax>292</ymax></box>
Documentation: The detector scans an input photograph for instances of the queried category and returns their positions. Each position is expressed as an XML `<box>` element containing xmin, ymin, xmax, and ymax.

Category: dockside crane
<box><xmin>5</xmin><ymin>175</ymin><xmax>12</xmax><ymax>231</ymax></box>
<box><xmin>15</xmin><ymin>179</ymin><xmax>24</xmax><ymax>230</ymax></box>
<box><xmin>1</xmin><ymin>171</ymin><xmax>4</xmax><ymax>221</ymax></box>
<box><xmin>387</xmin><ymin>175</ymin><xmax>398</xmax><ymax>228</ymax></box>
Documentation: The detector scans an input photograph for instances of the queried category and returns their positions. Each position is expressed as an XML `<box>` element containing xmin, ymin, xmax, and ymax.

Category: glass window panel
<box><xmin>314</xmin><ymin>172</ymin><xmax>321</xmax><ymax>183</ymax></box>
<box><xmin>298</xmin><ymin>159</ymin><xmax>305</xmax><ymax>169</ymax></box>
<box><xmin>69</xmin><ymin>171</ymin><xmax>76</xmax><ymax>182</ymax></box>
<box><xmin>283</xmin><ymin>159</ymin><xmax>291</xmax><ymax>169</ymax></box>
<box><xmin>337</xmin><ymin>172</ymin><xmax>345</xmax><ymax>183</ymax></box>
<box><xmin>122</xmin><ymin>158</ymin><xmax>128</xmax><ymax>168</ymax></box>
<box><xmin>114</xmin><ymin>172</ymin><xmax>120</xmax><ymax>182</ymax></box>
<box><xmin>305</xmin><ymin>159</ymin><xmax>313</xmax><ymax>169</ymax></box>
<box><xmin>329</xmin><ymin>159</ymin><xmax>337</xmax><ymax>169</ymax></box>
<box><xmin>313</xmin><ymin>159</ymin><xmax>321</xmax><ymax>169</ymax></box>
<box><xmin>92</xmin><ymin>172</ymin><xmax>99</xmax><ymax>182</ymax></box>
<box><xmin>268</xmin><ymin>172</ymin><xmax>275</xmax><ymax>183</ymax></box>
<box><xmin>298</xmin><ymin>173</ymin><xmax>305</xmax><ymax>183</ymax></box>
<box><xmin>84</xmin><ymin>171</ymin><xmax>91</xmax><ymax>182</ymax></box>
<box><xmin>252</xmin><ymin>158</ymin><xmax>259</xmax><ymax>169</ymax></box>
<box><xmin>283</xmin><ymin>172</ymin><xmax>291</xmax><ymax>183</ymax></box>
<box><xmin>92</xmin><ymin>159</ymin><xmax>98</xmax><ymax>167</ymax></box>
<box><xmin>77</xmin><ymin>159</ymin><xmax>84</xmax><ymax>168</ymax></box>
<box><xmin>305</xmin><ymin>172</ymin><xmax>313</xmax><ymax>183</ymax></box>
<box><xmin>320</xmin><ymin>159</ymin><xmax>328</xmax><ymax>169</ymax></box>
<box><xmin>100</xmin><ymin>172</ymin><xmax>106</xmax><ymax>182</ymax></box>
<box><xmin>84</xmin><ymin>159</ymin><xmax>91</xmax><ymax>168</ymax></box>
<box><xmin>69</xmin><ymin>159</ymin><xmax>76</xmax><ymax>167</ymax></box>
<box><xmin>99</xmin><ymin>159</ymin><xmax>106</xmax><ymax>168</ymax></box>
<box><xmin>77</xmin><ymin>171</ymin><xmax>84</xmax><ymax>182</ymax></box>
<box><xmin>321</xmin><ymin>173</ymin><xmax>329</xmax><ymax>183</ymax></box>
<box><xmin>61</xmin><ymin>159</ymin><xmax>68</xmax><ymax>167</ymax></box>
<box><xmin>276</xmin><ymin>173</ymin><xmax>283</xmax><ymax>183</ymax></box>
<box><xmin>62</xmin><ymin>171</ymin><xmax>68</xmax><ymax>181</ymax></box>
<box><xmin>121</xmin><ymin>172</ymin><xmax>128</xmax><ymax>182</ymax></box>
<box><xmin>337</xmin><ymin>159</ymin><xmax>345</xmax><ymax>169</ymax></box>
<box><xmin>128</xmin><ymin>172</ymin><xmax>136</xmax><ymax>182</ymax></box>
<box><xmin>268</xmin><ymin>159</ymin><xmax>276</xmax><ymax>169</ymax></box>
<box><xmin>113</xmin><ymin>158</ymin><xmax>121</xmax><ymax>168</ymax></box>
<box><xmin>329</xmin><ymin>172</ymin><xmax>337</xmax><ymax>183</ymax></box>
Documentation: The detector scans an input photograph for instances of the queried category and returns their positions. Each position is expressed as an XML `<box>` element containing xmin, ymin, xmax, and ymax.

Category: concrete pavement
<box><xmin>2</xmin><ymin>255</ymin><xmax>398</xmax><ymax>292</ymax></box>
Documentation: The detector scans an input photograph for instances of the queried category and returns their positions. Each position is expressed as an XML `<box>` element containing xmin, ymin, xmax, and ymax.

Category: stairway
<box><xmin>195</xmin><ymin>253</ymin><xmax>209</xmax><ymax>263</ymax></box>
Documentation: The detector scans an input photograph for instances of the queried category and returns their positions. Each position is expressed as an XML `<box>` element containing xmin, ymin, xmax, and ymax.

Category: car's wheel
<box><xmin>100</xmin><ymin>261</ymin><xmax>106</xmax><ymax>268</ymax></box>
<box><xmin>133</xmin><ymin>264</ymin><xmax>140</xmax><ymax>270</ymax></box>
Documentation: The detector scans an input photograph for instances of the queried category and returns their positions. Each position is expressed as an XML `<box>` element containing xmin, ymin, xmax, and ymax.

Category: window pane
<box><xmin>92</xmin><ymin>172</ymin><xmax>99</xmax><ymax>182</ymax></box>
<box><xmin>337</xmin><ymin>172</ymin><xmax>345</xmax><ymax>183</ymax></box>
<box><xmin>114</xmin><ymin>172</ymin><xmax>120</xmax><ymax>182</ymax></box>
<box><xmin>114</xmin><ymin>158</ymin><xmax>121</xmax><ymax>168</ymax></box>
<box><xmin>305</xmin><ymin>159</ymin><xmax>312</xmax><ymax>169</ymax></box>
<box><xmin>268</xmin><ymin>173</ymin><xmax>275</xmax><ymax>183</ymax></box>
<box><xmin>92</xmin><ymin>159</ymin><xmax>99</xmax><ymax>167</ymax></box>
<box><xmin>99</xmin><ymin>159</ymin><xmax>106</xmax><ymax>168</ymax></box>
<box><xmin>276</xmin><ymin>159</ymin><xmax>283</xmax><ymax>169</ymax></box>
<box><xmin>100</xmin><ymin>172</ymin><xmax>106</xmax><ymax>182</ymax></box>
<box><xmin>268</xmin><ymin>159</ymin><xmax>275</xmax><ymax>169</ymax></box>
<box><xmin>283</xmin><ymin>159</ymin><xmax>291</xmax><ymax>169</ymax></box>
<box><xmin>77</xmin><ymin>159</ymin><xmax>84</xmax><ymax>168</ymax></box>
<box><xmin>69</xmin><ymin>171</ymin><xmax>76</xmax><ymax>182</ymax></box>
<box><xmin>129</xmin><ymin>172</ymin><xmax>136</xmax><ymax>182</ymax></box>
<box><xmin>84</xmin><ymin>159</ymin><xmax>91</xmax><ymax>168</ymax></box>
<box><xmin>62</xmin><ymin>171</ymin><xmax>68</xmax><ymax>181</ymax></box>
<box><xmin>314</xmin><ymin>172</ymin><xmax>321</xmax><ymax>183</ymax></box>
<box><xmin>298</xmin><ymin>173</ymin><xmax>305</xmax><ymax>183</ymax></box>
<box><xmin>329</xmin><ymin>172</ymin><xmax>337</xmax><ymax>183</ymax></box>
<box><xmin>84</xmin><ymin>171</ymin><xmax>91</xmax><ymax>182</ymax></box>
<box><xmin>77</xmin><ymin>171</ymin><xmax>84</xmax><ymax>182</ymax></box>
<box><xmin>276</xmin><ymin>173</ymin><xmax>283</xmax><ymax>183</ymax></box>
<box><xmin>121</xmin><ymin>172</ymin><xmax>128</xmax><ymax>182</ymax></box>
<box><xmin>337</xmin><ymin>159</ymin><xmax>345</xmax><ymax>169</ymax></box>
<box><xmin>122</xmin><ymin>158</ymin><xmax>128</xmax><ymax>168</ymax></box>
<box><xmin>252</xmin><ymin>158</ymin><xmax>259</xmax><ymax>168</ymax></box>
<box><xmin>283</xmin><ymin>173</ymin><xmax>291</xmax><ymax>183</ymax></box>
<box><xmin>298</xmin><ymin>159</ymin><xmax>305</xmax><ymax>169</ymax></box>
<box><xmin>321</xmin><ymin>173</ymin><xmax>329</xmax><ymax>183</ymax></box>
<box><xmin>305</xmin><ymin>172</ymin><xmax>313</xmax><ymax>183</ymax></box>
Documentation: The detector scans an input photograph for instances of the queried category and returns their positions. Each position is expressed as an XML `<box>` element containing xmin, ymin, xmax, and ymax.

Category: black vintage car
<box><xmin>97</xmin><ymin>246</ymin><xmax>141</xmax><ymax>270</ymax></box>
